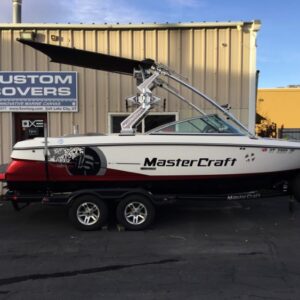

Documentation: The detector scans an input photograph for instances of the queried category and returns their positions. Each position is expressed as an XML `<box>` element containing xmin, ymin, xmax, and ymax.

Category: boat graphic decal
<box><xmin>50</xmin><ymin>147</ymin><xmax>84</xmax><ymax>163</ymax></box>
<box><xmin>49</xmin><ymin>147</ymin><xmax>107</xmax><ymax>176</ymax></box>
<box><xmin>245</xmin><ymin>153</ymin><xmax>255</xmax><ymax>162</ymax></box>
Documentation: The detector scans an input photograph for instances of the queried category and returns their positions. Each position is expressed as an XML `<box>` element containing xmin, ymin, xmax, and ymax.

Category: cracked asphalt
<box><xmin>0</xmin><ymin>197</ymin><xmax>300</xmax><ymax>299</ymax></box>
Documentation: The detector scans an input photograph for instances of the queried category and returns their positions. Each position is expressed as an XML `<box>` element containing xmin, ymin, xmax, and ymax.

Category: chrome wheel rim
<box><xmin>77</xmin><ymin>202</ymin><xmax>100</xmax><ymax>226</ymax></box>
<box><xmin>124</xmin><ymin>202</ymin><xmax>148</xmax><ymax>225</ymax></box>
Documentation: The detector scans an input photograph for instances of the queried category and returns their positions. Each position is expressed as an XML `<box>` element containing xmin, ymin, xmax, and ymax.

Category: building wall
<box><xmin>0</xmin><ymin>21</ymin><xmax>260</xmax><ymax>169</ymax></box>
<box><xmin>257</xmin><ymin>88</ymin><xmax>300</xmax><ymax>128</ymax></box>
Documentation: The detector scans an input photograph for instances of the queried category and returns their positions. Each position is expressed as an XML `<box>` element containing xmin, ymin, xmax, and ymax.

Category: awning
<box><xmin>18</xmin><ymin>38</ymin><xmax>155</xmax><ymax>75</ymax></box>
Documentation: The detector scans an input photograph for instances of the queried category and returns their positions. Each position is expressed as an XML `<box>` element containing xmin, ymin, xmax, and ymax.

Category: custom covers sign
<box><xmin>0</xmin><ymin>71</ymin><xmax>77</xmax><ymax>112</ymax></box>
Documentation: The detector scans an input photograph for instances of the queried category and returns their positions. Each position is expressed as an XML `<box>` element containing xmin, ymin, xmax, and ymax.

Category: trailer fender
<box><xmin>66</xmin><ymin>188</ymin><xmax>154</xmax><ymax>206</ymax></box>
<box><xmin>67</xmin><ymin>190</ymin><xmax>103</xmax><ymax>205</ymax></box>
<box><xmin>119</xmin><ymin>190</ymin><xmax>154</xmax><ymax>202</ymax></box>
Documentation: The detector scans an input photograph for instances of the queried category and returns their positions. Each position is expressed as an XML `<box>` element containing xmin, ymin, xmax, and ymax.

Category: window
<box><xmin>109</xmin><ymin>113</ymin><xmax>177</xmax><ymax>134</ymax></box>
<box><xmin>144</xmin><ymin>114</ymin><xmax>177</xmax><ymax>132</ymax></box>
<box><xmin>149</xmin><ymin>114</ymin><xmax>242</xmax><ymax>135</ymax></box>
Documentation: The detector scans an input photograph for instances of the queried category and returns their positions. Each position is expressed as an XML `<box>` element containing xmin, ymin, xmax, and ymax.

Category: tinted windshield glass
<box><xmin>148</xmin><ymin>114</ymin><xmax>242</xmax><ymax>134</ymax></box>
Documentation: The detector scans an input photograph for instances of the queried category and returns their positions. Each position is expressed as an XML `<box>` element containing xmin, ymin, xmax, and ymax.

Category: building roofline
<box><xmin>258</xmin><ymin>88</ymin><xmax>300</xmax><ymax>92</ymax></box>
<box><xmin>0</xmin><ymin>20</ymin><xmax>261</xmax><ymax>30</ymax></box>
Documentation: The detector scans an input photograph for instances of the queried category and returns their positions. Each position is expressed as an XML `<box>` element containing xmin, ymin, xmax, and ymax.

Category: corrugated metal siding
<box><xmin>0</xmin><ymin>22</ymin><xmax>259</xmax><ymax>170</ymax></box>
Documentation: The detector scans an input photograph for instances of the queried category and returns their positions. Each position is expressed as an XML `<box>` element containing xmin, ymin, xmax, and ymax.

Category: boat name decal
<box><xmin>144</xmin><ymin>157</ymin><xmax>237</xmax><ymax>168</ymax></box>
<box><xmin>227</xmin><ymin>192</ymin><xmax>261</xmax><ymax>200</ymax></box>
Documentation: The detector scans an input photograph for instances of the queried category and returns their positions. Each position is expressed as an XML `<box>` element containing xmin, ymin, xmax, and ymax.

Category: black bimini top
<box><xmin>17</xmin><ymin>38</ymin><xmax>155</xmax><ymax>75</ymax></box>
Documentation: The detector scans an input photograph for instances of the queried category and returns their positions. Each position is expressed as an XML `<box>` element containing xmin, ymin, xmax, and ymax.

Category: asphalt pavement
<box><xmin>0</xmin><ymin>197</ymin><xmax>300</xmax><ymax>300</ymax></box>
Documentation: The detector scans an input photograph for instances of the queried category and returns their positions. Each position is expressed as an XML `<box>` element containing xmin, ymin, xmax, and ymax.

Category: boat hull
<box><xmin>4</xmin><ymin>136</ymin><xmax>300</xmax><ymax>195</ymax></box>
<box><xmin>4</xmin><ymin>166</ymin><xmax>299</xmax><ymax>196</ymax></box>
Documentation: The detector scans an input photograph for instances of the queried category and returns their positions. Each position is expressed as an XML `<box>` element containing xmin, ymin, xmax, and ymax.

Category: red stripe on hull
<box><xmin>4</xmin><ymin>159</ymin><xmax>300</xmax><ymax>183</ymax></box>
<box><xmin>5</xmin><ymin>160</ymin><xmax>47</xmax><ymax>182</ymax></box>
<box><xmin>5</xmin><ymin>159</ymin><xmax>219</xmax><ymax>182</ymax></box>
<box><xmin>4</xmin><ymin>159</ymin><xmax>299</xmax><ymax>195</ymax></box>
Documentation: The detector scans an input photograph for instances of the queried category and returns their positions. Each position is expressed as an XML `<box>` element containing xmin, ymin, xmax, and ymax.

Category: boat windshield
<box><xmin>147</xmin><ymin>114</ymin><xmax>243</xmax><ymax>135</ymax></box>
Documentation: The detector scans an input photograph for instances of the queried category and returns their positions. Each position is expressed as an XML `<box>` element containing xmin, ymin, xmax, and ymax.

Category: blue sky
<box><xmin>0</xmin><ymin>0</ymin><xmax>299</xmax><ymax>87</ymax></box>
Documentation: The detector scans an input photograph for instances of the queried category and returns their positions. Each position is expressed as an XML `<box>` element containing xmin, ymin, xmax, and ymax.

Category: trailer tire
<box><xmin>116</xmin><ymin>194</ymin><xmax>155</xmax><ymax>231</ymax></box>
<box><xmin>292</xmin><ymin>174</ymin><xmax>300</xmax><ymax>202</ymax></box>
<box><xmin>69</xmin><ymin>195</ymin><xmax>108</xmax><ymax>230</ymax></box>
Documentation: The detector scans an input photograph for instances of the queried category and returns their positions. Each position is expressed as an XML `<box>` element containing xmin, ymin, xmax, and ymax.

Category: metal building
<box><xmin>257</xmin><ymin>88</ymin><xmax>300</xmax><ymax>140</ymax></box>
<box><xmin>0</xmin><ymin>21</ymin><xmax>261</xmax><ymax>180</ymax></box>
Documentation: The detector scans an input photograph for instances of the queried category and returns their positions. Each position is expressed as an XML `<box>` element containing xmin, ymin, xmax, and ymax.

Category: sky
<box><xmin>0</xmin><ymin>0</ymin><xmax>299</xmax><ymax>88</ymax></box>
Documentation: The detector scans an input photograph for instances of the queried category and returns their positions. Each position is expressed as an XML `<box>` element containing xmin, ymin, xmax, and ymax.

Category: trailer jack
<box><xmin>11</xmin><ymin>200</ymin><xmax>30</xmax><ymax>212</ymax></box>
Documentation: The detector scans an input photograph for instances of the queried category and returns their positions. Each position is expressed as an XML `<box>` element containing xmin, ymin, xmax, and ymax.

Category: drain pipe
<box><xmin>12</xmin><ymin>0</ymin><xmax>22</xmax><ymax>23</ymax></box>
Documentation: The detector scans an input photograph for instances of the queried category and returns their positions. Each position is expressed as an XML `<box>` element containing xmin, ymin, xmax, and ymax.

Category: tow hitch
<box><xmin>3</xmin><ymin>191</ymin><xmax>33</xmax><ymax>211</ymax></box>
<box><xmin>11</xmin><ymin>201</ymin><xmax>30</xmax><ymax>211</ymax></box>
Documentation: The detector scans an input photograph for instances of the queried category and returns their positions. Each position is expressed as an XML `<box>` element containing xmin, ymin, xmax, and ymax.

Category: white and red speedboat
<box><xmin>1</xmin><ymin>39</ymin><xmax>300</xmax><ymax>198</ymax></box>
<box><xmin>3</xmin><ymin>116</ymin><xmax>300</xmax><ymax>196</ymax></box>
<box><xmin>0</xmin><ymin>39</ymin><xmax>300</xmax><ymax>231</ymax></box>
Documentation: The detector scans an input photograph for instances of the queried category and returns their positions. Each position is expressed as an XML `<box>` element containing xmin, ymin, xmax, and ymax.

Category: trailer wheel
<box><xmin>292</xmin><ymin>174</ymin><xmax>300</xmax><ymax>202</ymax></box>
<box><xmin>69</xmin><ymin>195</ymin><xmax>108</xmax><ymax>230</ymax></box>
<box><xmin>116</xmin><ymin>195</ymin><xmax>155</xmax><ymax>230</ymax></box>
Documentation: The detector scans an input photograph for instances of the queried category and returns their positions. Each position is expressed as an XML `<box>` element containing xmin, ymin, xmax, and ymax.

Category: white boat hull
<box><xmin>3</xmin><ymin>135</ymin><xmax>300</xmax><ymax>195</ymax></box>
